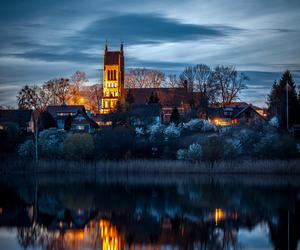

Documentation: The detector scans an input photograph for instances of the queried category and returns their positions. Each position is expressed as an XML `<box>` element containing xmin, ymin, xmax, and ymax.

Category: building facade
<box><xmin>100</xmin><ymin>42</ymin><xmax>125</xmax><ymax>114</ymax></box>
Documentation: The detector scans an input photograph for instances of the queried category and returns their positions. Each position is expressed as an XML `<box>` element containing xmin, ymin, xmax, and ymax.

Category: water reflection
<box><xmin>0</xmin><ymin>174</ymin><xmax>299</xmax><ymax>249</ymax></box>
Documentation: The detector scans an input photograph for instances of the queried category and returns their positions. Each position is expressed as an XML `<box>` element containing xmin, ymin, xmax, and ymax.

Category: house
<box><xmin>46</xmin><ymin>105</ymin><xmax>85</xmax><ymax>129</ymax></box>
<box><xmin>208</xmin><ymin>104</ymin><xmax>265</xmax><ymax>126</ymax></box>
<box><xmin>0</xmin><ymin>109</ymin><xmax>34</xmax><ymax>133</ymax></box>
<box><xmin>70</xmin><ymin>109</ymin><xmax>99</xmax><ymax>133</ymax></box>
<box><xmin>129</xmin><ymin>104</ymin><xmax>161</xmax><ymax>126</ymax></box>
<box><xmin>46</xmin><ymin>105</ymin><xmax>98</xmax><ymax>132</ymax></box>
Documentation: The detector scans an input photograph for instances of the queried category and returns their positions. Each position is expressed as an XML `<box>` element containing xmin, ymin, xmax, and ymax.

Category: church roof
<box><xmin>105</xmin><ymin>51</ymin><xmax>121</xmax><ymax>65</ymax></box>
<box><xmin>126</xmin><ymin>88</ymin><xmax>205</xmax><ymax>108</ymax></box>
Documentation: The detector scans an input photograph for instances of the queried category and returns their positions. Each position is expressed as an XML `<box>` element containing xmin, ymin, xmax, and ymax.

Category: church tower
<box><xmin>100</xmin><ymin>41</ymin><xmax>124</xmax><ymax>114</ymax></box>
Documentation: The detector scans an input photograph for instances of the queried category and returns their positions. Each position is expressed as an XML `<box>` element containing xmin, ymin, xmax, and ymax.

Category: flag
<box><xmin>286</xmin><ymin>83</ymin><xmax>292</xmax><ymax>91</ymax></box>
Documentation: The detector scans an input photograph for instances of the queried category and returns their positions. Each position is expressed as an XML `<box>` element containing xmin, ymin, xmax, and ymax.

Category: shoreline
<box><xmin>1</xmin><ymin>158</ymin><xmax>300</xmax><ymax>175</ymax></box>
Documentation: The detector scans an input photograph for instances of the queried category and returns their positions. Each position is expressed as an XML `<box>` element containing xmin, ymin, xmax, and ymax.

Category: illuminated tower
<box><xmin>100</xmin><ymin>41</ymin><xmax>124</xmax><ymax>114</ymax></box>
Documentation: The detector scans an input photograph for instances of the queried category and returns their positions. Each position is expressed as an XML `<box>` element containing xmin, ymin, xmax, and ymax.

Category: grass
<box><xmin>1</xmin><ymin>158</ymin><xmax>300</xmax><ymax>174</ymax></box>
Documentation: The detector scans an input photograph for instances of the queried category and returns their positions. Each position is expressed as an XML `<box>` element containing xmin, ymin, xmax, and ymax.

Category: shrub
<box><xmin>269</xmin><ymin>116</ymin><xmax>279</xmax><ymax>128</ymax></box>
<box><xmin>135</xmin><ymin>127</ymin><xmax>144</xmax><ymax>137</ymax></box>
<box><xmin>187</xmin><ymin>143</ymin><xmax>202</xmax><ymax>162</ymax></box>
<box><xmin>202</xmin><ymin>120</ymin><xmax>217</xmax><ymax>132</ymax></box>
<box><xmin>183</xmin><ymin>119</ymin><xmax>203</xmax><ymax>132</ymax></box>
<box><xmin>39</xmin><ymin>128</ymin><xmax>66</xmax><ymax>159</ymax></box>
<box><xmin>147</xmin><ymin>122</ymin><xmax>165</xmax><ymax>141</ymax></box>
<box><xmin>183</xmin><ymin>119</ymin><xmax>216</xmax><ymax>133</ymax></box>
<box><xmin>202</xmin><ymin>136</ymin><xmax>224</xmax><ymax>163</ymax></box>
<box><xmin>94</xmin><ymin>126</ymin><xmax>135</xmax><ymax>159</ymax></box>
<box><xmin>176</xmin><ymin>143</ymin><xmax>202</xmax><ymax>162</ymax></box>
<box><xmin>18</xmin><ymin>140</ymin><xmax>35</xmax><ymax>159</ymax></box>
<box><xmin>64</xmin><ymin>133</ymin><xmax>95</xmax><ymax>160</ymax></box>
<box><xmin>164</xmin><ymin>123</ymin><xmax>181</xmax><ymax>140</ymax></box>
<box><xmin>176</xmin><ymin>149</ymin><xmax>187</xmax><ymax>160</ymax></box>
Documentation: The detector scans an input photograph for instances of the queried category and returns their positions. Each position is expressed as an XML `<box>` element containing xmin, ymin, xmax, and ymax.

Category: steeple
<box><xmin>120</xmin><ymin>41</ymin><xmax>123</xmax><ymax>55</ymax></box>
<box><xmin>105</xmin><ymin>40</ymin><xmax>108</xmax><ymax>53</ymax></box>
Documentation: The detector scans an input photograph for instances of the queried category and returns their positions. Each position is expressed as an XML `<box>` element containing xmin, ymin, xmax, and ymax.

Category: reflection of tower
<box><xmin>100</xmin><ymin>41</ymin><xmax>124</xmax><ymax>114</ymax></box>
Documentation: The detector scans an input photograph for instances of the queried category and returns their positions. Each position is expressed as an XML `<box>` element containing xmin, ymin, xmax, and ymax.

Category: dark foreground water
<box><xmin>0</xmin><ymin>174</ymin><xmax>299</xmax><ymax>250</ymax></box>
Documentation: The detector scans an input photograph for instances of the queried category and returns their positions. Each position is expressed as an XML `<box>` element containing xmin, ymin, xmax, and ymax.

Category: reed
<box><xmin>1</xmin><ymin>158</ymin><xmax>300</xmax><ymax>174</ymax></box>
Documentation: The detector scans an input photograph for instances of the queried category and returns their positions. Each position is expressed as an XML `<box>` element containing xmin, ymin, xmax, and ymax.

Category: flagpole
<box><xmin>286</xmin><ymin>82</ymin><xmax>289</xmax><ymax>131</ymax></box>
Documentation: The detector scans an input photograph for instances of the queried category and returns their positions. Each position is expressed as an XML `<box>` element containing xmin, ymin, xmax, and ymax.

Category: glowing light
<box><xmin>215</xmin><ymin>208</ymin><xmax>224</xmax><ymax>225</ymax></box>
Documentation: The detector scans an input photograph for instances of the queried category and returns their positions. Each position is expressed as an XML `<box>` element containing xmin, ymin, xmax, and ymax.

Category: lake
<box><xmin>0</xmin><ymin>174</ymin><xmax>299</xmax><ymax>250</ymax></box>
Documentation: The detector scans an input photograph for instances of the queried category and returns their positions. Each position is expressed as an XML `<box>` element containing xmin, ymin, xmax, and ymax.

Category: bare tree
<box><xmin>164</xmin><ymin>74</ymin><xmax>180</xmax><ymax>88</ymax></box>
<box><xmin>87</xmin><ymin>84</ymin><xmax>102</xmax><ymax>113</ymax></box>
<box><xmin>68</xmin><ymin>71</ymin><xmax>87</xmax><ymax>104</ymax></box>
<box><xmin>179</xmin><ymin>64</ymin><xmax>219</xmax><ymax>104</ymax></box>
<box><xmin>212</xmin><ymin>65</ymin><xmax>248</xmax><ymax>106</ymax></box>
<box><xmin>17</xmin><ymin>85</ymin><xmax>51</xmax><ymax>111</ymax></box>
<box><xmin>125</xmin><ymin>68</ymin><xmax>165</xmax><ymax>88</ymax></box>
<box><xmin>44</xmin><ymin>78</ymin><xmax>70</xmax><ymax>105</ymax></box>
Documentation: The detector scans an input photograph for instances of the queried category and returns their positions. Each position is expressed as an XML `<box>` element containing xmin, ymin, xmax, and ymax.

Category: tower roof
<box><xmin>105</xmin><ymin>51</ymin><xmax>121</xmax><ymax>65</ymax></box>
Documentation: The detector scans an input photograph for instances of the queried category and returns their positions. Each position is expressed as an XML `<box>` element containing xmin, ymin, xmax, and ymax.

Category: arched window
<box><xmin>114</xmin><ymin>70</ymin><xmax>116</xmax><ymax>80</ymax></box>
<box><xmin>107</xmin><ymin>70</ymin><xmax>110</xmax><ymax>81</ymax></box>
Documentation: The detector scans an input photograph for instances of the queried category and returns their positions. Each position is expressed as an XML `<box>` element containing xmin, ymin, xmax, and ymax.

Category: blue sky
<box><xmin>0</xmin><ymin>0</ymin><xmax>300</xmax><ymax>107</ymax></box>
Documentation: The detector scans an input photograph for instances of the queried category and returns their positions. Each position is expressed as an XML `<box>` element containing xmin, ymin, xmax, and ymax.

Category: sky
<box><xmin>0</xmin><ymin>0</ymin><xmax>300</xmax><ymax>107</ymax></box>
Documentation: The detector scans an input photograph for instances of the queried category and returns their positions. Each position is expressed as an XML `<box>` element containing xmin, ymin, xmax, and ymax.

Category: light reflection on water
<box><xmin>0</xmin><ymin>174</ymin><xmax>299</xmax><ymax>250</ymax></box>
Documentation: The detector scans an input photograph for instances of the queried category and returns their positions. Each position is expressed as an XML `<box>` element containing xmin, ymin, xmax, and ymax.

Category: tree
<box><xmin>267</xmin><ymin>70</ymin><xmax>299</xmax><ymax>129</ymax></box>
<box><xmin>125</xmin><ymin>68</ymin><xmax>165</xmax><ymax>88</ymax></box>
<box><xmin>165</xmin><ymin>74</ymin><xmax>180</xmax><ymax>88</ymax></box>
<box><xmin>17</xmin><ymin>85</ymin><xmax>50</xmax><ymax>111</ymax></box>
<box><xmin>38</xmin><ymin>111</ymin><xmax>57</xmax><ymax>131</ymax></box>
<box><xmin>44</xmin><ymin>78</ymin><xmax>70</xmax><ymax>105</ymax></box>
<box><xmin>17</xmin><ymin>78</ymin><xmax>70</xmax><ymax>110</ymax></box>
<box><xmin>170</xmin><ymin>107</ymin><xmax>180</xmax><ymax>124</ymax></box>
<box><xmin>212</xmin><ymin>65</ymin><xmax>248</xmax><ymax>106</ymax></box>
<box><xmin>87</xmin><ymin>84</ymin><xmax>102</xmax><ymax>113</ymax></box>
<box><xmin>68</xmin><ymin>71</ymin><xmax>87</xmax><ymax>104</ymax></box>
<box><xmin>148</xmin><ymin>91</ymin><xmax>160</xmax><ymax>104</ymax></box>
<box><xmin>179</xmin><ymin>64</ymin><xmax>219</xmax><ymax>105</ymax></box>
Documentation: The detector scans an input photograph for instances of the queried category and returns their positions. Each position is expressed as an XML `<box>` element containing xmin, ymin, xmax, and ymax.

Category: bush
<box><xmin>202</xmin><ymin>136</ymin><xmax>224</xmax><ymax>163</ymax></box>
<box><xmin>187</xmin><ymin>143</ymin><xmax>202</xmax><ymax>162</ymax></box>
<box><xmin>39</xmin><ymin>128</ymin><xmax>66</xmax><ymax>159</ymax></box>
<box><xmin>183</xmin><ymin>119</ymin><xmax>216</xmax><ymax>133</ymax></box>
<box><xmin>63</xmin><ymin>133</ymin><xmax>95</xmax><ymax>160</ymax></box>
<box><xmin>164</xmin><ymin>123</ymin><xmax>181</xmax><ymax>140</ymax></box>
<box><xmin>176</xmin><ymin>143</ymin><xmax>202</xmax><ymax>162</ymax></box>
<box><xmin>18</xmin><ymin>140</ymin><xmax>35</xmax><ymax>159</ymax></box>
<box><xmin>94</xmin><ymin>126</ymin><xmax>135</xmax><ymax>159</ymax></box>
<box><xmin>147</xmin><ymin>122</ymin><xmax>165</xmax><ymax>142</ymax></box>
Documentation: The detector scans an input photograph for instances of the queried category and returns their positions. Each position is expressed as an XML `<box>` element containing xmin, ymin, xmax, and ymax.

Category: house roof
<box><xmin>46</xmin><ymin>105</ymin><xmax>85</xmax><ymax>119</ymax></box>
<box><xmin>208</xmin><ymin>104</ymin><xmax>265</xmax><ymax>120</ymax></box>
<box><xmin>0</xmin><ymin>109</ymin><xmax>33</xmax><ymax>127</ymax></box>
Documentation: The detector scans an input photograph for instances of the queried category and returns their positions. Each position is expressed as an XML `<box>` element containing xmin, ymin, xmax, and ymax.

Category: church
<box><xmin>100</xmin><ymin>42</ymin><xmax>204</xmax><ymax>121</ymax></box>
<box><xmin>100</xmin><ymin>42</ymin><xmax>125</xmax><ymax>114</ymax></box>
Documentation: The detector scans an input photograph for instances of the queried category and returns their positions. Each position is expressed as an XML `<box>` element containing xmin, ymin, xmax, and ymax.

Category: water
<box><xmin>0</xmin><ymin>174</ymin><xmax>299</xmax><ymax>250</ymax></box>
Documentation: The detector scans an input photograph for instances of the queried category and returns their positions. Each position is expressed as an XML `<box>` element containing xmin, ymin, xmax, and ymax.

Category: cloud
<box><xmin>0</xmin><ymin>0</ymin><xmax>300</xmax><ymax>107</ymax></box>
